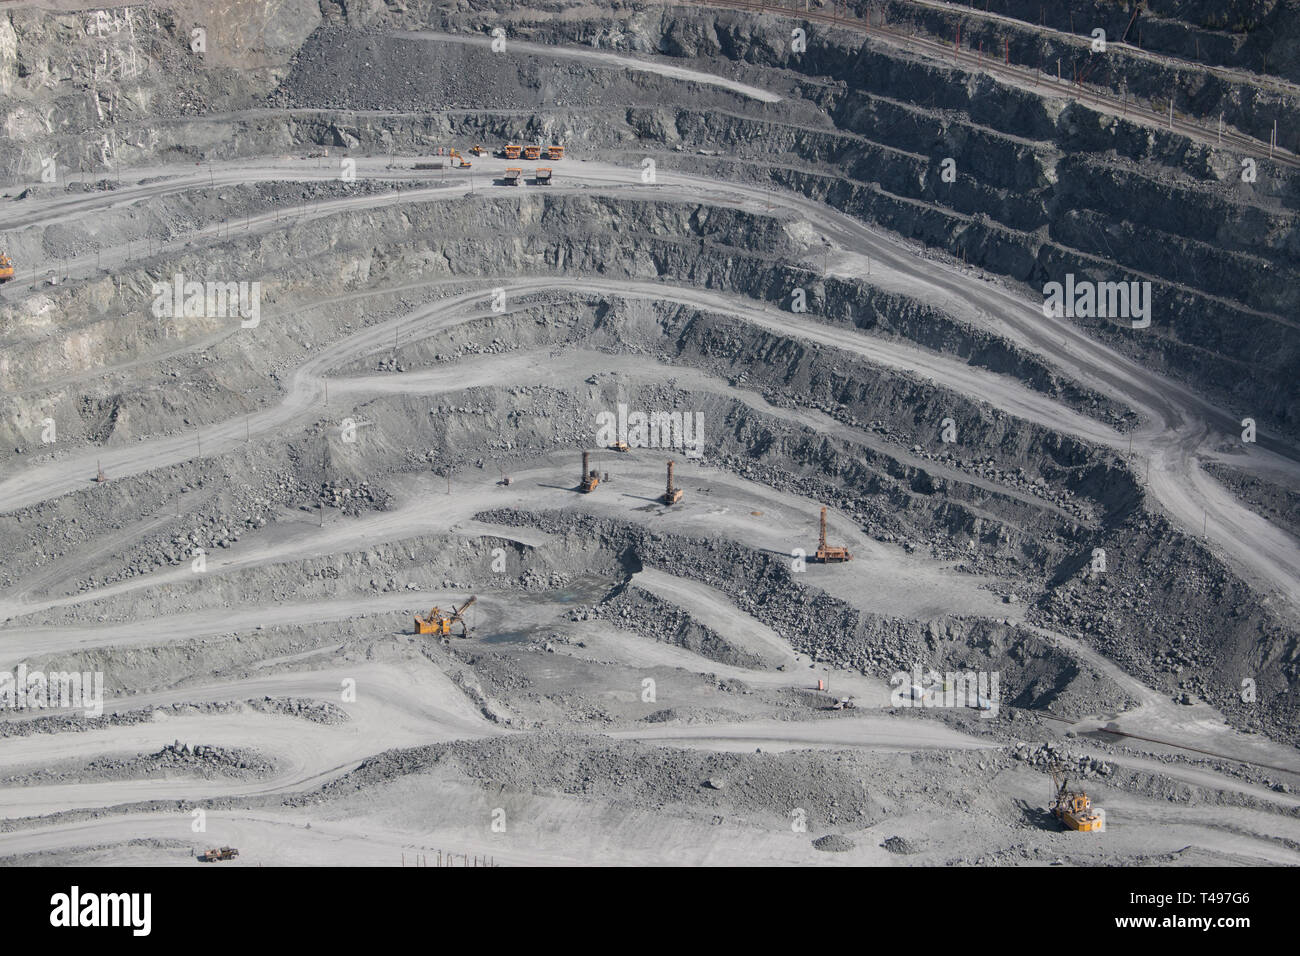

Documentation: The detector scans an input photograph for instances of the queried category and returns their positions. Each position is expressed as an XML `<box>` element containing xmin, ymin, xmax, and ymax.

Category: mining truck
<box><xmin>199</xmin><ymin>847</ymin><xmax>240</xmax><ymax>862</ymax></box>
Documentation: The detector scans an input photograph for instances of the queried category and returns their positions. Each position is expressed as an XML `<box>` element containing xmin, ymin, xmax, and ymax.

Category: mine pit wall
<box><xmin>300</xmin><ymin>734</ymin><xmax>899</xmax><ymax>835</ymax></box>
<box><xmin>16</xmin><ymin>529</ymin><xmax>622</xmax><ymax>630</ymax></box>
<box><xmin>762</xmin><ymin>165</ymin><xmax>1298</xmax><ymax>430</ymax></box>
<box><xmin>334</xmin><ymin>0</ymin><xmax>1297</xmax><ymax>431</ymax></box>
<box><xmin>4</xmin><ymin>0</ymin><xmax>1298</xmax><ymax>428</ymax></box>
<box><xmin>2</xmin><ymin>174</ymin><xmax>1279</xmax><ymax>749</ymax></box>
<box><xmin>7</xmin><ymin>362</ymin><xmax>1288</xmax><ymax>740</ymax></box>
<box><xmin>2</xmin><ymin>191</ymin><xmax>1136</xmax><ymax>455</ymax></box>
<box><xmin>478</xmin><ymin>507</ymin><xmax>1133</xmax><ymax>719</ymax></box>
<box><xmin>9</xmin><ymin>527</ymin><xmax>618</xmax><ymax>695</ymax></box>
<box><xmin>883</xmin><ymin>0</ymin><xmax>1300</xmax><ymax>86</ymax></box>
<box><xmin>0</xmin><ymin>0</ymin><xmax>1294</xmax><ymax>743</ymax></box>
<box><xmin>0</xmin><ymin>2</ymin><xmax>317</xmax><ymax>183</ymax></box>
<box><xmin>1034</xmin><ymin>504</ymin><xmax>1300</xmax><ymax>744</ymax></box>
<box><xmin>19</xmin><ymin>617</ymin><xmax>378</xmax><ymax>702</ymax></box>
<box><xmin>600</xmin><ymin>582</ymin><xmax>765</xmax><ymax>668</ymax></box>
<box><xmin>480</xmin><ymin>506</ymin><xmax>1295</xmax><ymax>743</ymax></box>
<box><xmin>874</xmin><ymin>0</ymin><xmax>1300</xmax><ymax>111</ymax></box>
<box><xmin>1</xmin><ymin>361</ymin><xmax>1099</xmax><ymax>597</ymax></box>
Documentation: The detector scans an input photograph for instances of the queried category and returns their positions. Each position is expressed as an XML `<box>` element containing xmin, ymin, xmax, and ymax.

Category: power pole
<box><xmin>321</xmin><ymin>435</ymin><xmax>328</xmax><ymax>528</ymax></box>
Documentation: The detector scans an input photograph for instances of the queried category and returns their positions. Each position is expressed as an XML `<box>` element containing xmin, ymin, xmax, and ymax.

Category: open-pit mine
<box><xmin>1</xmin><ymin>0</ymin><xmax>1298</xmax><ymax>870</ymax></box>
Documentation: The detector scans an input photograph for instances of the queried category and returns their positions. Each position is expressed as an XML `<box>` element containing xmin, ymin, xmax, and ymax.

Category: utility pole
<box><xmin>321</xmin><ymin>435</ymin><xmax>328</xmax><ymax>528</ymax></box>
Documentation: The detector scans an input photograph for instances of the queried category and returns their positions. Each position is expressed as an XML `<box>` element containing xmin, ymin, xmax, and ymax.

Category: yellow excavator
<box><xmin>1050</xmin><ymin>764</ymin><xmax>1104</xmax><ymax>832</ymax></box>
<box><xmin>414</xmin><ymin>596</ymin><xmax>477</xmax><ymax>637</ymax></box>
<box><xmin>0</xmin><ymin>252</ymin><xmax>14</xmax><ymax>284</ymax></box>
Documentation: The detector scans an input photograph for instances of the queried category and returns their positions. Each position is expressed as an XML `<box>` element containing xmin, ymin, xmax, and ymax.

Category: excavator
<box><xmin>0</xmin><ymin>252</ymin><xmax>14</xmax><ymax>284</ymax></box>
<box><xmin>1050</xmin><ymin>764</ymin><xmax>1104</xmax><ymax>832</ymax></box>
<box><xmin>450</xmin><ymin>148</ymin><xmax>472</xmax><ymax>169</ymax></box>
<box><xmin>414</xmin><ymin>595</ymin><xmax>477</xmax><ymax>637</ymax></box>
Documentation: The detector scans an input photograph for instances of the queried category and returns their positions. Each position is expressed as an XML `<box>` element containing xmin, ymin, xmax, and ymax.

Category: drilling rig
<box><xmin>815</xmin><ymin>506</ymin><xmax>852</xmax><ymax>562</ymax></box>
<box><xmin>662</xmin><ymin>459</ymin><xmax>683</xmax><ymax>505</ymax></box>
<box><xmin>579</xmin><ymin>451</ymin><xmax>600</xmax><ymax>493</ymax></box>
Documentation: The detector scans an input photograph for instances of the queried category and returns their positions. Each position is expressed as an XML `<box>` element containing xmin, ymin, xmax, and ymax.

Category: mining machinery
<box><xmin>815</xmin><ymin>506</ymin><xmax>851</xmax><ymax>562</ymax></box>
<box><xmin>662</xmin><ymin>459</ymin><xmax>683</xmax><ymax>505</ymax></box>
